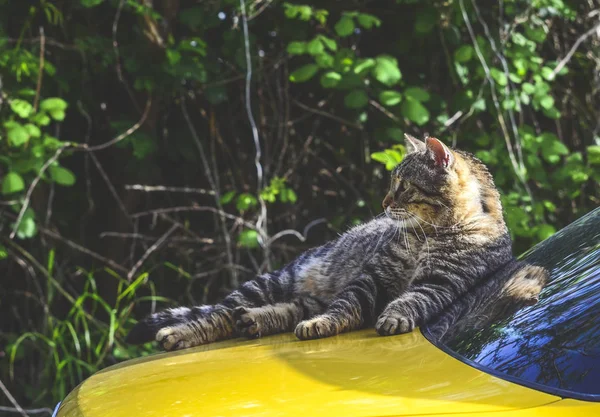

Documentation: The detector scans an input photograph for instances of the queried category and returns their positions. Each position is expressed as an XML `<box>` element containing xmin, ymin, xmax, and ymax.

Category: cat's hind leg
<box><xmin>126</xmin><ymin>305</ymin><xmax>235</xmax><ymax>350</ymax></box>
<box><xmin>295</xmin><ymin>275</ymin><xmax>378</xmax><ymax>340</ymax></box>
<box><xmin>126</xmin><ymin>270</ymin><xmax>298</xmax><ymax>350</ymax></box>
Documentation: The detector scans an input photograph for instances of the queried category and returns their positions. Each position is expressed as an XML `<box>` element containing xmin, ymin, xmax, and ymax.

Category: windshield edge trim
<box><xmin>420</xmin><ymin>327</ymin><xmax>600</xmax><ymax>402</ymax></box>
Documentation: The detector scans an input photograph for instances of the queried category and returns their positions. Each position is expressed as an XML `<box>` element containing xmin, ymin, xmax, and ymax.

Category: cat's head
<box><xmin>382</xmin><ymin>134</ymin><xmax>505</xmax><ymax>234</ymax></box>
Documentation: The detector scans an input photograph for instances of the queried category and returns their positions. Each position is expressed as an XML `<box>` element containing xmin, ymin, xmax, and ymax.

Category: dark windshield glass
<box><xmin>424</xmin><ymin>207</ymin><xmax>600</xmax><ymax>400</ymax></box>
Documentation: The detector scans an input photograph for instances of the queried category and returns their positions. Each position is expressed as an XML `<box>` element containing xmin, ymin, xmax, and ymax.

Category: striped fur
<box><xmin>127</xmin><ymin>135</ymin><xmax>521</xmax><ymax>351</ymax></box>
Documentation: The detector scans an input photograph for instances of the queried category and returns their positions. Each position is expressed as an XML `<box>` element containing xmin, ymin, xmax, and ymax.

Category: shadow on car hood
<box><xmin>57</xmin><ymin>329</ymin><xmax>558</xmax><ymax>417</ymax></box>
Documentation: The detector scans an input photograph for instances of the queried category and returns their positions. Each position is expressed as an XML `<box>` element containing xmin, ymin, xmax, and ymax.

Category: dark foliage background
<box><xmin>0</xmin><ymin>0</ymin><xmax>599</xmax><ymax>413</ymax></box>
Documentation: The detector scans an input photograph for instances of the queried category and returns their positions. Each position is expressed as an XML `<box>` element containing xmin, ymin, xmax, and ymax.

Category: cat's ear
<box><xmin>426</xmin><ymin>137</ymin><xmax>454</xmax><ymax>168</ymax></box>
<box><xmin>404</xmin><ymin>134</ymin><xmax>426</xmax><ymax>154</ymax></box>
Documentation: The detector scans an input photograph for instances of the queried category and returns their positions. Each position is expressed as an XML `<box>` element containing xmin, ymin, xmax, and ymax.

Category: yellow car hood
<box><xmin>57</xmin><ymin>330</ymin><xmax>558</xmax><ymax>417</ymax></box>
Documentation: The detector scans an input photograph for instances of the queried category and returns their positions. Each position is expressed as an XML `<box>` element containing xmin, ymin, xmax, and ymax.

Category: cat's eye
<box><xmin>396</xmin><ymin>181</ymin><xmax>407</xmax><ymax>194</ymax></box>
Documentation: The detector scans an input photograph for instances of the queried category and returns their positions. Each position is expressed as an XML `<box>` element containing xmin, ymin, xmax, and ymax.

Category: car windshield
<box><xmin>423</xmin><ymin>207</ymin><xmax>600</xmax><ymax>401</ymax></box>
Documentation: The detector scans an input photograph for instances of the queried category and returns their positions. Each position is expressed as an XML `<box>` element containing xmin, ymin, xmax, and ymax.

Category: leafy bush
<box><xmin>0</xmin><ymin>0</ymin><xmax>599</xmax><ymax>410</ymax></box>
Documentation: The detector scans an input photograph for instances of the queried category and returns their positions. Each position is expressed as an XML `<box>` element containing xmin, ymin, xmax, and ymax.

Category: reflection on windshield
<box><xmin>424</xmin><ymin>207</ymin><xmax>600</xmax><ymax>399</ymax></box>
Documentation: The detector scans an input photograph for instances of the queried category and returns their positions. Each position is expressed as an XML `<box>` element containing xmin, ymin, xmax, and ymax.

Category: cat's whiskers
<box><xmin>409</xmin><ymin>211</ymin><xmax>464</xmax><ymax>231</ymax></box>
<box><xmin>397</xmin><ymin>218</ymin><xmax>411</xmax><ymax>255</ymax></box>
<box><xmin>368</xmin><ymin>211</ymin><xmax>393</xmax><ymax>257</ymax></box>
<box><xmin>409</xmin><ymin>213</ymin><xmax>431</xmax><ymax>268</ymax></box>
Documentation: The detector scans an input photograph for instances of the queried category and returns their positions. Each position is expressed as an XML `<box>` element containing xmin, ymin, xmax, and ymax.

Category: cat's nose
<box><xmin>382</xmin><ymin>194</ymin><xmax>393</xmax><ymax>209</ymax></box>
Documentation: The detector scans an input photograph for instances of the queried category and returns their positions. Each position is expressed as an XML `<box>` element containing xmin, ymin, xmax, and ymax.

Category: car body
<box><xmin>55</xmin><ymin>207</ymin><xmax>600</xmax><ymax>417</ymax></box>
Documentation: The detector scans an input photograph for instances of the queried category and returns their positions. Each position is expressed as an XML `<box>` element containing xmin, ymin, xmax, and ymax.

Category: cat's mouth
<box><xmin>384</xmin><ymin>206</ymin><xmax>420</xmax><ymax>228</ymax></box>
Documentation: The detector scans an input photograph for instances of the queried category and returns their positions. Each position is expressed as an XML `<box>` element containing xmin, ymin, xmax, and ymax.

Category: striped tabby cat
<box><xmin>127</xmin><ymin>135</ymin><xmax>516</xmax><ymax>351</ymax></box>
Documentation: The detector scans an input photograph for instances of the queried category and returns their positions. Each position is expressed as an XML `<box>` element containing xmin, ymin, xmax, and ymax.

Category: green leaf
<box><xmin>588</xmin><ymin>145</ymin><xmax>600</xmax><ymax>165</ymax></box>
<box><xmin>289</xmin><ymin>64</ymin><xmax>318</xmax><ymax>83</ymax></box>
<box><xmin>541</xmin><ymin>66</ymin><xmax>555</xmax><ymax>81</ymax></box>
<box><xmin>205</xmin><ymin>86</ymin><xmax>228</xmax><ymax>104</ymax></box>
<box><xmin>220</xmin><ymin>191</ymin><xmax>236</xmax><ymax>205</ymax></box>
<box><xmin>344</xmin><ymin>90</ymin><xmax>369</xmax><ymax>109</ymax></box>
<box><xmin>356</xmin><ymin>13</ymin><xmax>381</xmax><ymax>29</ymax></box>
<box><xmin>353</xmin><ymin>58</ymin><xmax>376</xmax><ymax>75</ymax></box>
<box><xmin>43</xmin><ymin>136</ymin><xmax>65</xmax><ymax>150</ymax></box>
<box><xmin>2</xmin><ymin>172</ymin><xmax>25</xmax><ymax>194</ymax></box>
<box><xmin>490</xmin><ymin>68</ymin><xmax>508</xmax><ymax>86</ymax></box>
<box><xmin>10</xmin><ymin>99</ymin><xmax>33</xmax><ymax>118</ymax></box>
<box><xmin>502</xmin><ymin>98</ymin><xmax>516</xmax><ymax>110</ymax></box>
<box><xmin>315</xmin><ymin>53</ymin><xmax>334</xmax><ymax>68</ymax></box>
<box><xmin>236</xmin><ymin>193</ymin><xmax>258</xmax><ymax>211</ymax></box>
<box><xmin>5</xmin><ymin>123</ymin><xmax>30</xmax><ymax>146</ymax></box>
<box><xmin>24</xmin><ymin>123</ymin><xmax>41</xmax><ymax>138</ymax></box>
<box><xmin>306</xmin><ymin>38</ymin><xmax>324</xmax><ymax>55</ymax></box>
<box><xmin>379</xmin><ymin>90</ymin><xmax>402</xmax><ymax>106</ymax></box>
<box><xmin>320</xmin><ymin>72</ymin><xmax>342</xmax><ymax>88</ymax></box>
<box><xmin>522</xmin><ymin>82</ymin><xmax>535</xmax><ymax>94</ymax></box>
<box><xmin>317</xmin><ymin>35</ymin><xmax>337</xmax><ymax>51</ymax></box>
<box><xmin>335</xmin><ymin>15</ymin><xmax>355</xmax><ymax>37</ymax></box>
<box><xmin>31</xmin><ymin>113</ymin><xmax>51</xmax><ymax>126</ymax></box>
<box><xmin>539</xmin><ymin>95</ymin><xmax>554</xmax><ymax>109</ymax></box>
<box><xmin>287</xmin><ymin>41</ymin><xmax>306</xmax><ymax>55</ymax></box>
<box><xmin>454</xmin><ymin>45</ymin><xmax>473</xmax><ymax>63</ymax></box>
<box><xmin>371</xmin><ymin>147</ymin><xmax>405</xmax><ymax>170</ymax></box>
<box><xmin>373</xmin><ymin>55</ymin><xmax>402</xmax><ymax>86</ymax></box>
<box><xmin>414</xmin><ymin>8</ymin><xmax>438</xmax><ymax>34</ymax></box>
<box><xmin>49</xmin><ymin>109</ymin><xmax>66</xmax><ymax>121</ymax></box>
<box><xmin>401</xmin><ymin>97</ymin><xmax>430</xmax><ymax>126</ymax></box>
<box><xmin>166</xmin><ymin>49</ymin><xmax>181</xmax><ymax>66</ymax></box>
<box><xmin>540</xmin><ymin>133</ymin><xmax>569</xmax><ymax>164</ymax></box>
<box><xmin>238</xmin><ymin>229</ymin><xmax>259</xmax><ymax>248</ymax></box>
<box><xmin>80</xmin><ymin>0</ymin><xmax>104</xmax><ymax>7</ymax></box>
<box><xmin>15</xmin><ymin>209</ymin><xmax>37</xmax><ymax>239</ymax></box>
<box><xmin>404</xmin><ymin>87</ymin><xmax>430</xmax><ymax>102</ymax></box>
<box><xmin>285</xmin><ymin>189</ymin><xmax>297</xmax><ymax>204</ymax></box>
<box><xmin>536</xmin><ymin>224</ymin><xmax>556</xmax><ymax>241</ymax></box>
<box><xmin>49</xmin><ymin>165</ymin><xmax>76</xmax><ymax>186</ymax></box>
<box><xmin>0</xmin><ymin>245</ymin><xmax>7</xmax><ymax>260</ymax></box>
<box><xmin>40</xmin><ymin>98</ymin><xmax>68</xmax><ymax>112</ymax></box>
<box><xmin>543</xmin><ymin>107</ymin><xmax>561</xmax><ymax>119</ymax></box>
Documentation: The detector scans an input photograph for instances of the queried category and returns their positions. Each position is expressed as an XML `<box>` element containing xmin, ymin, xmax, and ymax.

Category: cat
<box><xmin>127</xmin><ymin>135</ymin><xmax>517</xmax><ymax>351</ymax></box>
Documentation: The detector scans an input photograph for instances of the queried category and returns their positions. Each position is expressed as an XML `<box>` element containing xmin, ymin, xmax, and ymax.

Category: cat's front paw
<box><xmin>155</xmin><ymin>326</ymin><xmax>197</xmax><ymax>351</ymax></box>
<box><xmin>234</xmin><ymin>307</ymin><xmax>262</xmax><ymax>339</ymax></box>
<box><xmin>376</xmin><ymin>312</ymin><xmax>414</xmax><ymax>336</ymax></box>
<box><xmin>295</xmin><ymin>315</ymin><xmax>337</xmax><ymax>340</ymax></box>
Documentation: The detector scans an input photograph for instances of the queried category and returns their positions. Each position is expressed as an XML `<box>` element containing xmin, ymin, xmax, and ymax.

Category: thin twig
<box><xmin>551</xmin><ymin>21</ymin><xmax>600</xmax><ymax>78</ymax></box>
<box><xmin>181</xmin><ymin>98</ymin><xmax>238</xmax><ymax>286</ymax></box>
<box><xmin>240</xmin><ymin>0</ymin><xmax>271</xmax><ymax>269</ymax></box>
<box><xmin>1</xmin><ymin>210</ymin><xmax>128</xmax><ymax>273</ymax></box>
<box><xmin>266</xmin><ymin>218</ymin><xmax>327</xmax><ymax>245</ymax></box>
<box><xmin>471</xmin><ymin>0</ymin><xmax>524</xmax><ymax>170</ymax></box>
<box><xmin>369</xmin><ymin>99</ymin><xmax>401</xmax><ymax>123</ymax></box>
<box><xmin>112</xmin><ymin>0</ymin><xmax>140</xmax><ymax>113</ymax></box>
<box><xmin>0</xmin><ymin>379</ymin><xmax>28</xmax><ymax>417</ymax></box>
<box><xmin>100</xmin><ymin>231</ymin><xmax>214</xmax><ymax>244</ymax></box>
<box><xmin>458</xmin><ymin>0</ymin><xmax>528</xmax><ymax>192</ymax></box>
<box><xmin>293</xmin><ymin>99</ymin><xmax>363</xmax><ymax>130</ymax></box>
<box><xmin>10</xmin><ymin>144</ymin><xmax>68</xmax><ymax>239</ymax></box>
<box><xmin>2</xmin><ymin>238</ymin><xmax>107</xmax><ymax>328</ymax></box>
<box><xmin>33</xmin><ymin>26</ymin><xmax>45</xmax><ymax>112</ymax></box>
<box><xmin>125</xmin><ymin>184</ymin><xmax>215</xmax><ymax>195</ymax></box>
<box><xmin>78</xmin><ymin>98</ymin><xmax>151</xmax><ymax>152</ymax></box>
<box><xmin>89</xmin><ymin>152</ymin><xmax>130</xmax><ymax>219</ymax></box>
<box><xmin>444</xmin><ymin>110</ymin><xmax>464</xmax><ymax>127</ymax></box>
<box><xmin>127</xmin><ymin>224</ymin><xmax>178</xmax><ymax>281</ymax></box>
<box><xmin>131</xmin><ymin>206</ymin><xmax>261</xmax><ymax>235</ymax></box>
<box><xmin>248</xmin><ymin>0</ymin><xmax>275</xmax><ymax>21</ymax></box>
<box><xmin>0</xmin><ymin>406</ymin><xmax>52</xmax><ymax>415</ymax></box>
